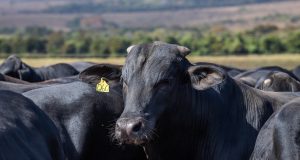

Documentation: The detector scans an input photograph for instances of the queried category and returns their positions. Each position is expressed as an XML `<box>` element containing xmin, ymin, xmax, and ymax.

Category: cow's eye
<box><xmin>154</xmin><ymin>79</ymin><xmax>171</xmax><ymax>89</ymax></box>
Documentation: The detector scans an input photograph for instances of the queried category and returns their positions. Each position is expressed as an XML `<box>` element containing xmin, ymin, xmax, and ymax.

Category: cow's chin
<box><xmin>117</xmin><ymin>129</ymin><xmax>154</xmax><ymax>145</ymax></box>
<box><xmin>115</xmin><ymin>122</ymin><xmax>156</xmax><ymax>146</ymax></box>
<box><xmin>121</xmin><ymin>136</ymin><xmax>148</xmax><ymax>145</ymax></box>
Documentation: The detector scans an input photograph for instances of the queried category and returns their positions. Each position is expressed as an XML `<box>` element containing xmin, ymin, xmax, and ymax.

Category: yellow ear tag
<box><xmin>96</xmin><ymin>78</ymin><xmax>109</xmax><ymax>93</ymax></box>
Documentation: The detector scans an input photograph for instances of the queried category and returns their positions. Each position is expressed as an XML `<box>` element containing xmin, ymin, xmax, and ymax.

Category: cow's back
<box><xmin>251</xmin><ymin>98</ymin><xmax>300</xmax><ymax>160</ymax></box>
<box><xmin>0</xmin><ymin>90</ymin><xmax>64</xmax><ymax>160</ymax></box>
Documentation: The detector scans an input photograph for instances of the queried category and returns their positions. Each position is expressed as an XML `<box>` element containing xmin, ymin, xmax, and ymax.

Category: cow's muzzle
<box><xmin>115</xmin><ymin>117</ymin><xmax>148</xmax><ymax>145</ymax></box>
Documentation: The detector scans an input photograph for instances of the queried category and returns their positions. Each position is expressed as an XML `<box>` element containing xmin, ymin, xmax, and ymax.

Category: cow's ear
<box><xmin>177</xmin><ymin>45</ymin><xmax>191</xmax><ymax>57</ymax></box>
<box><xmin>127</xmin><ymin>45</ymin><xmax>136</xmax><ymax>54</ymax></box>
<box><xmin>7</xmin><ymin>55</ymin><xmax>22</xmax><ymax>70</ymax></box>
<box><xmin>188</xmin><ymin>65</ymin><xmax>226</xmax><ymax>90</ymax></box>
<box><xmin>79</xmin><ymin>64</ymin><xmax>122</xmax><ymax>85</ymax></box>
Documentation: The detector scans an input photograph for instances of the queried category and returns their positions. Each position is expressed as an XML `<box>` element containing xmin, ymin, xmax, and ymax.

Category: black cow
<box><xmin>37</xmin><ymin>75</ymin><xmax>79</xmax><ymax>85</ymax></box>
<box><xmin>235</xmin><ymin>66</ymin><xmax>299</xmax><ymax>87</ymax></box>
<box><xmin>23</xmin><ymin>64</ymin><xmax>146</xmax><ymax>160</ymax></box>
<box><xmin>255</xmin><ymin>71</ymin><xmax>300</xmax><ymax>92</ymax></box>
<box><xmin>0</xmin><ymin>75</ymin><xmax>78</xmax><ymax>93</ymax></box>
<box><xmin>0</xmin><ymin>90</ymin><xmax>64</xmax><ymax>159</ymax></box>
<box><xmin>293</xmin><ymin>65</ymin><xmax>300</xmax><ymax>80</ymax></box>
<box><xmin>251</xmin><ymin>97</ymin><xmax>300</xmax><ymax>160</ymax></box>
<box><xmin>0</xmin><ymin>55</ymin><xmax>79</xmax><ymax>82</ymax></box>
<box><xmin>0</xmin><ymin>73</ymin><xmax>30</xmax><ymax>84</ymax></box>
<box><xmin>0</xmin><ymin>81</ymin><xmax>53</xmax><ymax>93</ymax></box>
<box><xmin>114</xmin><ymin>42</ymin><xmax>300</xmax><ymax>160</ymax></box>
<box><xmin>69</xmin><ymin>61</ymin><xmax>97</xmax><ymax>72</ymax></box>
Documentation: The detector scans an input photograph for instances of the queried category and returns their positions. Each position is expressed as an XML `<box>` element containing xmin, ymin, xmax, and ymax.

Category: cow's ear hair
<box><xmin>79</xmin><ymin>64</ymin><xmax>122</xmax><ymax>85</ymax></box>
<box><xmin>188</xmin><ymin>65</ymin><xmax>226</xmax><ymax>90</ymax></box>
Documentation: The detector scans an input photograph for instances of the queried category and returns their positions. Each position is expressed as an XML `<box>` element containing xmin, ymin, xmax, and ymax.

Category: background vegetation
<box><xmin>0</xmin><ymin>25</ymin><xmax>300</xmax><ymax>56</ymax></box>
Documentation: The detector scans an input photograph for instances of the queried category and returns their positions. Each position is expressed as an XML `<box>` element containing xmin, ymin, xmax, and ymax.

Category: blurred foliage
<box><xmin>0</xmin><ymin>25</ymin><xmax>300</xmax><ymax>56</ymax></box>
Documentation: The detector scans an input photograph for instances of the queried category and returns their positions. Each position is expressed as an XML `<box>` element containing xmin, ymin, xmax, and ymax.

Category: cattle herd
<box><xmin>0</xmin><ymin>41</ymin><xmax>300</xmax><ymax>160</ymax></box>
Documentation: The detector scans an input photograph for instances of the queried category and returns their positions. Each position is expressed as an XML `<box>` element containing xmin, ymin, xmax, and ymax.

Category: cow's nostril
<box><xmin>132</xmin><ymin>121</ymin><xmax>142</xmax><ymax>133</ymax></box>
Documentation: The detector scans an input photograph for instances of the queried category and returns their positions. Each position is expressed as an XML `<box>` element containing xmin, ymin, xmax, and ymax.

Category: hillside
<box><xmin>0</xmin><ymin>0</ymin><xmax>297</xmax><ymax>13</ymax></box>
<box><xmin>41</xmin><ymin>0</ymin><xmax>287</xmax><ymax>14</ymax></box>
<box><xmin>0</xmin><ymin>0</ymin><xmax>300</xmax><ymax>30</ymax></box>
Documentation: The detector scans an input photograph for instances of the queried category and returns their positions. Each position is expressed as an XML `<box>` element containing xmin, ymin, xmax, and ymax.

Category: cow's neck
<box><xmin>33</xmin><ymin>67</ymin><xmax>47</xmax><ymax>81</ymax></box>
<box><xmin>20</xmin><ymin>63</ymin><xmax>43</xmax><ymax>82</ymax></box>
<box><xmin>145</xmin><ymin>78</ymin><xmax>270</xmax><ymax>160</ymax></box>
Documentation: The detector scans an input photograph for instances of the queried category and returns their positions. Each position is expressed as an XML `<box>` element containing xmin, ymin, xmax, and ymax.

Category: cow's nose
<box><xmin>116</xmin><ymin>117</ymin><xmax>144</xmax><ymax>137</ymax></box>
<box><xmin>126</xmin><ymin>120</ymin><xmax>143</xmax><ymax>135</ymax></box>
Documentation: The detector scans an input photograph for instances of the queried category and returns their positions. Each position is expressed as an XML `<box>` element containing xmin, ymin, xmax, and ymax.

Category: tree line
<box><xmin>0</xmin><ymin>25</ymin><xmax>300</xmax><ymax>56</ymax></box>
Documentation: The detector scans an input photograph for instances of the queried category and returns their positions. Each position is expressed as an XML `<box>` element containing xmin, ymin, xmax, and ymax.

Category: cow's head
<box><xmin>79</xmin><ymin>64</ymin><xmax>123</xmax><ymax>92</ymax></box>
<box><xmin>0</xmin><ymin>55</ymin><xmax>31</xmax><ymax>79</ymax></box>
<box><xmin>255</xmin><ymin>71</ymin><xmax>300</xmax><ymax>92</ymax></box>
<box><xmin>115</xmin><ymin>42</ymin><xmax>226</xmax><ymax>145</ymax></box>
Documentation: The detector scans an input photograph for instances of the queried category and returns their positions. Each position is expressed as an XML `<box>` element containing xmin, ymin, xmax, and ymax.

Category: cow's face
<box><xmin>115</xmin><ymin>42</ymin><xmax>226</xmax><ymax>145</ymax></box>
<box><xmin>0</xmin><ymin>55</ymin><xmax>25</xmax><ymax>78</ymax></box>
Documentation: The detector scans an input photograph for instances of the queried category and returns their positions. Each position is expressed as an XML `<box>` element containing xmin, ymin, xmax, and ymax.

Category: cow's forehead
<box><xmin>130</xmin><ymin>43</ymin><xmax>177</xmax><ymax>59</ymax></box>
<box><xmin>122</xmin><ymin>43</ymin><xmax>179</xmax><ymax>81</ymax></box>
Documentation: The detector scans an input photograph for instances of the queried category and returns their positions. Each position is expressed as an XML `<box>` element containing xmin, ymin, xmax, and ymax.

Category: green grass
<box><xmin>0</xmin><ymin>54</ymin><xmax>299</xmax><ymax>69</ymax></box>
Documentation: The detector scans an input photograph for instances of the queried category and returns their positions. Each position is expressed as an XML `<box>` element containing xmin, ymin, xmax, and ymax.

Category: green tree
<box><xmin>259</xmin><ymin>35</ymin><xmax>285</xmax><ymax>53</ymax></box>
<box><xmin>243</xmin><ymin>35</ymin><xmax>260</xmax><ymax>54</ymax></box>
<box><xmin>106</xmin><ymin>36</ymin><xmax>130</xmax><ymax>56</ymax></box>
<box><xmin>47</xmin><ymin>32</ymin><xmax>65</xmax><ymax>54</ymax></box>
<box><xmin>165</xmin><ymin>36</ymin><xmax>178</xmax><ymax>44</ymax></box>
<box><xmin>285</xmin><ymin>31</ymin><xmax>300</xmax><ymax>53</ymax></box>
<box><xmin>62</xmin><ymin>41</ymin><xmax>77</xmax><ymax>54</ymax></box>
<box><xmin>0</xmin><ymin>40</ymin><xmax>12</xmax><ymax>54</ymax></box>
<box><xmin>223</xmin><ymin>34</ymin><xmax>248</xmax><ymax>54</ymax></box>
<box><xmin>77</xmin><ymin>37</ymin><xmax>92</xmax><ymax>54</ymax></box>
<box><xmin>11</xmin><ymin>35</ymin><xmax>26</xmax><ymax>53</ymax></box>
<box><xmin>24</xmin><ymin>37</ymin><xmax>47</xmax><ymax>54</ymax></box>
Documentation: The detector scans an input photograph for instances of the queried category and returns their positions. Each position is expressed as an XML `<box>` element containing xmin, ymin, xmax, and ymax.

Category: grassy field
<box><xmin>189</xmin><ymin>54</ymin><xmax>300</xmax><ymax>69</ymax></box>
<box><xmin>2</xmin><ymin>54</ymin><xmax>299</xmax><ymax>70</ymax></box>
